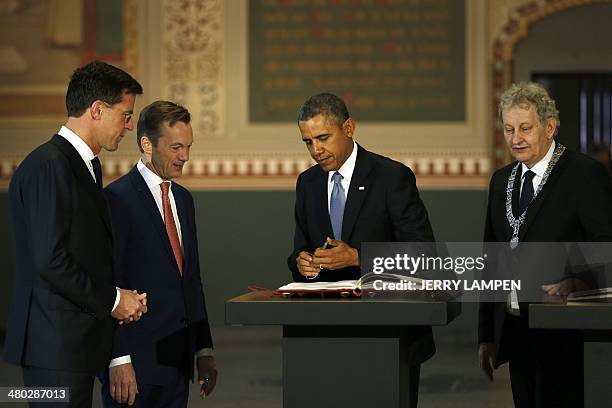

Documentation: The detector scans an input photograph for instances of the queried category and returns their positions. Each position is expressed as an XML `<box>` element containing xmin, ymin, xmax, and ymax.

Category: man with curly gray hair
<box><xmin>478</xmin><ymin>82</ymin><xmax>612</xmax><ymax>408</ymax></box>
<box><xmin>498</xmin><ymin>82</ymin><xmax>561</xmax><ymax>165</ymax></box>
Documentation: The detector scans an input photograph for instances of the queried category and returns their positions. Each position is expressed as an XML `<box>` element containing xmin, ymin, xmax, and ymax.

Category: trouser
<box><xmin>504</xmin><ymin>314</ymin><xmax>583</xmax><ymax>408</ymax></box>
<box><xmin>22</xmin><ymin>365</ymin><xmax>96</xmax><ymax>408</ymax></box>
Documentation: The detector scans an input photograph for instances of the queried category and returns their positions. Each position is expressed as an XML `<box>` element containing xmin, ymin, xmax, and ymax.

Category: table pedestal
<box><xmin>530</xmin><ymin>303</ymin><xmax>612</xmax><ymax>408</ymax></box>
<box><xmin>283</xmin><ymin>326</ymin><xmax>421</xmax><ymax>408</ymax></box>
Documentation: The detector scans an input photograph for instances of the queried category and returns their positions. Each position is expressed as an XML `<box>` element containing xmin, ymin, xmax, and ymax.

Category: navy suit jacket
<box><xmin>104</xmin><ymin>166</ymin><xmax>213</xmax><ymax>385</ymax></box>
<box><xmin>478</xmin><ymin>148</ymin><xmax>612</xmax><ymax>367</ymax></box>
<box><xmin>5</xmin><ymin>135</ymin><xmax>116</xmax><ymax>372</ymax></box>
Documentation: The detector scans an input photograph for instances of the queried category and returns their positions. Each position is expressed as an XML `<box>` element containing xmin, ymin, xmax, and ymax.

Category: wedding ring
<box><xmin>319</xmin><ymin>264</ymin><xmax>323</xmax><ymax>270</ymax></box>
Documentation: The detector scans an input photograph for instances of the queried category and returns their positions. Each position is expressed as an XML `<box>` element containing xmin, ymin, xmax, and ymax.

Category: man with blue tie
<box><xmin>287</xmin><ymin>94</ymin><xmax>436</xmax><ymax>402</ymax></box>
<box><xmin>288</xmin><ymin>92</ymin><xmax>436</xmax><ymax>282</ymax></box>
<box><xmin>101</xmin><ymin>101</ymin><xmax>217</xmax><ymax>407</ymax></box>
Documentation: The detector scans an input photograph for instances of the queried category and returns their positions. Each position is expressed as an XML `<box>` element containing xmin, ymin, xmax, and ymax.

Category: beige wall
<box><xmin>1</xmin><ymin>0</ymin><xmax>608</xmax><ymax>190</ymax></box>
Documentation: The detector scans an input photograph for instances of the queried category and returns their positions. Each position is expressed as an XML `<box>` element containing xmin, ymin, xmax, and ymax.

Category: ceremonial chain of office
<box><xmin>505</xmin><ymin>142</ymin><xmax>566</xmax><ymax>249</ymax></box>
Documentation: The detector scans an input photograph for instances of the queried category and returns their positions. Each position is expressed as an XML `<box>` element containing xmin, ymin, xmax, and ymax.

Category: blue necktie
<box><xmin>519</xmin><ymin>170</ymin><xmax>535</xmax><ymax>215</ymax></box>
<box><xmin>330</xmin><ymin>172</ymin><xmax>346</xmax><ymax>240</ymax></box>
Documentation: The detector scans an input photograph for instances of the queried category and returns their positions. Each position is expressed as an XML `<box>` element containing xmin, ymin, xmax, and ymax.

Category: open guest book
<box><xmin>567</xmin><ymin>287</ymin><xmax>612</xmax><ymax>302</ymax></box>
<box><xmin>277</xmin><ymin>272</ymin><xmax>455</xmax><ymax>299</ymax></box>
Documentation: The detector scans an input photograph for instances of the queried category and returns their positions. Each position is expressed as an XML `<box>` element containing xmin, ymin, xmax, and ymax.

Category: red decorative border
<box><xmin>0</xmin><ymin>154</ymin><xmax>491</xmax><ymax>191</ymax></box>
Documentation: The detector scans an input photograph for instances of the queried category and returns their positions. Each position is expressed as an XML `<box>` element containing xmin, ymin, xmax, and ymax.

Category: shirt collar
<box><xmin>521</xmin><ymin>140</ymin><xmax>556</xmax><ymax>179</ymax></box>
<box><xmin>328</xmin><ymin>140</ymin><xmax>358</xmax><ymax>185</ymax></box>
<box><xmin>137</xmin><ymin>159</ymin><xmax>172</xmax><ymax>190</ymax></box>
<box><xmin>58</xmin><ymin>125</ymin><xmax>95</xmax><ymax>163</ymax></box>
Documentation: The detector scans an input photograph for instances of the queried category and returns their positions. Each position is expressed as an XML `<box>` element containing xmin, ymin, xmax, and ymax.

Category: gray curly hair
<box><xmin>498</xmin><ymin>82</ymin><xmax>560</xmax><ymax>135</ymax></box>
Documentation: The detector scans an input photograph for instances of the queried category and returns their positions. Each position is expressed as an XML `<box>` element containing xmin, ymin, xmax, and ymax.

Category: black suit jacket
<box><xmin>478</xmin><ymin>148</ymin><xmax>612</xmax><ymax>366</ymax></box>
<box><xmin>287</xmin><ymin>145</ymin><xmax>436</xmax><ymax>365</ymax></box>
<box><xmin>5</xmin><ymin>134</ymin><xmax>117</xmax><ymax>372</ymax></box>
<box><xmin>288</xmin><ymin>145</ymin><xmax>435</xmax><ymax>282</ymax></box>
<box><xmin>103</xmin><ymin>166</ymin><xmax>213</xmax><ymax>385</ymax></box>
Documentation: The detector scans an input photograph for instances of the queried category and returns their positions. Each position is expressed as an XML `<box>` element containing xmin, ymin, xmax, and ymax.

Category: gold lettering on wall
<box><xmin>249</xmin><ymin>0</ymin><xmax>465</xmax><ymax>122</ymax></box>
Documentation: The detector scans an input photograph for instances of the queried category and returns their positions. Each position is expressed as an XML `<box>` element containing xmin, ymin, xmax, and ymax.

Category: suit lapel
<box><xmin>51</xmin><ymin>135</ymin><xmax>113</xmax><ymax>238</ymax></box>
<box><xmin>341</xmin><ymin>146</ymin><xmax>372</xmax><ymax>243</ymax></box>
<box><xmin>512</xmin><ymin>164</ymin><xmax>522</xmax><ymax>219</ymax></box>
<box><xmin>128</xmin><ymin>167</ymin><xmax>181</xmax><ymax>275</ymax></box>
<box><xmin>310</xmin><ymin>168</ymin><xmax>333</xmax><ymax>240</ymax></box>
<box><xmin>494</xmin><ymin>167</ymin><xmax>516</xmax><ymax>241</ymax></box>
<box><xmin>518</xmin><ymin>152</ymin><xmax>567</xmax><ymax>241</ymax></box>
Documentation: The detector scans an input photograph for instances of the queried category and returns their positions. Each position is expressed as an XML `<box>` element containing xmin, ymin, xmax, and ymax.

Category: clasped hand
<box><xmin>296</xmin><ymin>237</ymin><xmax>359</xmax><ymax>278</ymax></box>
<box><xmin>111</xmin><ymin>289</ymin><xmax>148</xmax><ymax>325</ymax></box>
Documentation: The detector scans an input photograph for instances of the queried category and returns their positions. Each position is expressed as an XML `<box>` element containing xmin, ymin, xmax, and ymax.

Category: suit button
<box><xmin>180</xmin><ymin>317</ymin><xmax>187</xmax><ymax>325</ymax></box>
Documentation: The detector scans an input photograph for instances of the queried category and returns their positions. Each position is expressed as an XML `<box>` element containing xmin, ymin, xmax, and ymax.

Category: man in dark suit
<box><xmin>101</xmin><ymin>101</ymin><xmax>217</xmax><ymax>407</ymax></box>
<box><xmin>287</xmin><ymin>93</ymin><xmax>436</xmax><ymax>397</ymax></box>
<box><xmin>5</xmin><ymin>61</ymin><xmax>147</xmax><ymax>407</ymax></box>
<box><xmin>478</xmin><ymin>82</ymin><xmax>612</xmax><ymax>408</ymax></box>
<box><xmin>288</xmin><ymin>93</ymin><xmax>435</xmax><ymax>282</ymax></box>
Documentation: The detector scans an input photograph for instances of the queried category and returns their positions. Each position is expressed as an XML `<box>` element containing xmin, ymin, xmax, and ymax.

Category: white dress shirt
<box><xmin>58</xmin><ymin>126</ymin><xmax>97</xmax><ymax>183</ymax></box>
<box><xmin>327</xmin><ymin>140</ymin><xmax>358</xmax><ymax>213</ymax></box>
<box><xmin>136</xmin><ymin>159</ymin><xmax>183</xmax><ymax>246</ymax></box>
<box><xmin>520</xmin><ymin>140</ymin><xmax>556</xmax><ymax>196</ymax></box>
<box><xmin>57</xmin><ymin>126</ymin><xmax>121</xmax><ymax>313</ymax></box>
<box><xmin>110</xmin><ymin>159</ymin><xmax>212</xmax><ymax>368</ymax></box>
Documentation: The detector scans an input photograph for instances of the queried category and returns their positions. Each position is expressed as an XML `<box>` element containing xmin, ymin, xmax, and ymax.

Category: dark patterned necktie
<box><xmin>519</xmin><ymin>170</ymin><xmax>535</xmax><ymax>215</ymax></box>
<box><xmin>91</xmin><ymin>157</ymin><xmax>103</xmax><ymax>190</ymax></box>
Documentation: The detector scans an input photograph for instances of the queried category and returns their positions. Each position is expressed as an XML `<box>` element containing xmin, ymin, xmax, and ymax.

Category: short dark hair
<box><xmin>297</xmin><ymin>93</ymin><xmax>350</xmax><ymax>126</ymax></box>
<box><xmin>136</xmin><ymin>100</ymin><xmax>191</xmax><ymax>153</ymax></box>
<box><xmin>66</xmin><ymin>61</ymin><xmax>143</xmax><ymax>117</ymax></box>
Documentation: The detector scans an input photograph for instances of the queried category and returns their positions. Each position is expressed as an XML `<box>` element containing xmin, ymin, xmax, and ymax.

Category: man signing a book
<box><xmin>287</xmin><ymin>92</ymin><xmax>436</xmax><ymax>282</ymax></box>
